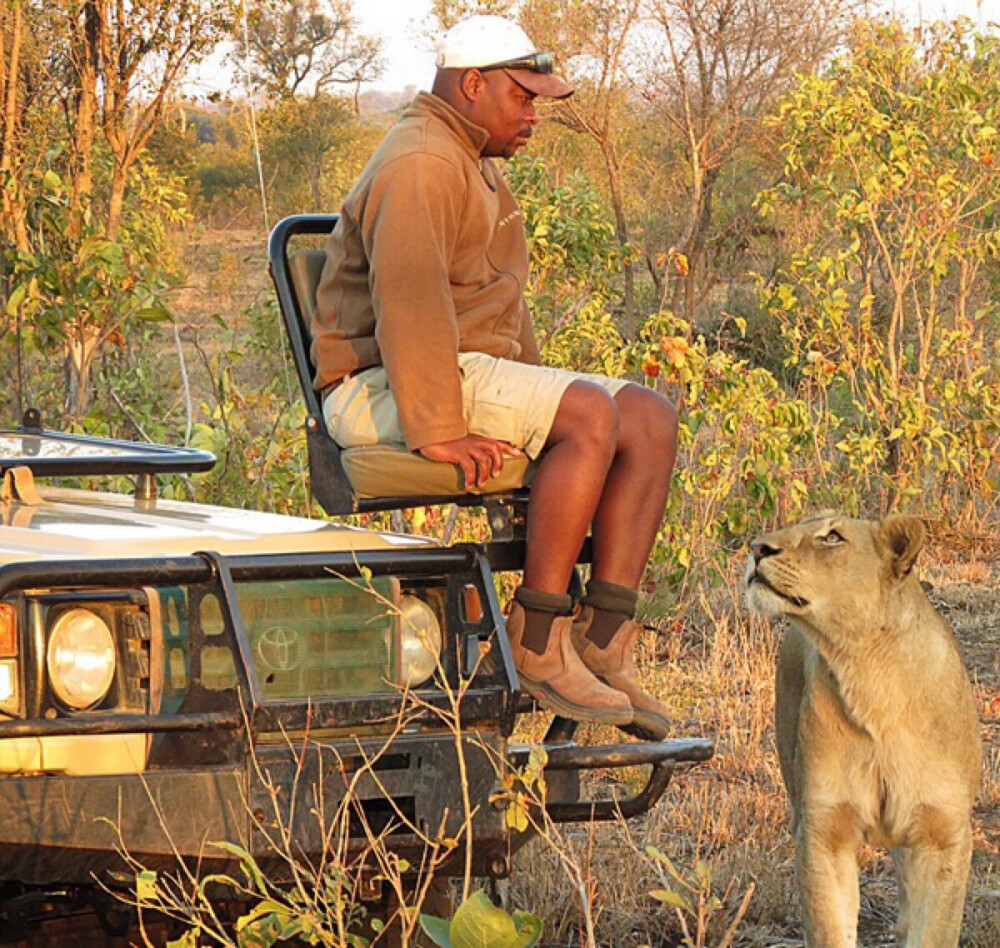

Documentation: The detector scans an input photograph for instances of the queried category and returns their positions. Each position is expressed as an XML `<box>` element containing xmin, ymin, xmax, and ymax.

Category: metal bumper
<box><xmin>510</xmin><ymin>731</ymin><xmax>714</xmax><ymax>823</ymax></box>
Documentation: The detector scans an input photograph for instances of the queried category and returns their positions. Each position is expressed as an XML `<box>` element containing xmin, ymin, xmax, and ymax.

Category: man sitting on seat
<box><xmin>311</xmin><ymin>15</ymin><xmax>677</xmax><ymax>738</ymax></box>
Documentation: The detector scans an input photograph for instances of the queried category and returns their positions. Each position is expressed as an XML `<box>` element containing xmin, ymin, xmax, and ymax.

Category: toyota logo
<box><xmin>256</xmin><ymin>625</ymin><xmax>304</xmax><ymax>673</ymax></box>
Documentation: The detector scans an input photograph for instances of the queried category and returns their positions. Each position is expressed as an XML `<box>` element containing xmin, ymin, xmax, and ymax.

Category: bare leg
<box><xmin>590</xmin><ymin>384</ymin><xmax>677</xmax><ymax>587</ymax></box>
<box><xmin>523</xmin><ymin>381</ymin><xmax>676</xmax><ymax>594</ymax></box>
<box><xmin>522</xmin><ymin>381</ymin><xmax>618</xmax><ymax>594</ymax></box>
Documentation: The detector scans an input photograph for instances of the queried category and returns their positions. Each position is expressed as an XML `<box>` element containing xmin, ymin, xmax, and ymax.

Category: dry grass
<box><xmin>505</xmin><ymin>549</ymin><xmax>1000</xmax><ymax>947</ymax></box>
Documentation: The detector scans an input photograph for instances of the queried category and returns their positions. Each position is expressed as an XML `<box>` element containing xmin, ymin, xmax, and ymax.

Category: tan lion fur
<box><xmin>745</xmin><ymin>513</ymin><xmax>982</xmax><ymax>948</ymax></box>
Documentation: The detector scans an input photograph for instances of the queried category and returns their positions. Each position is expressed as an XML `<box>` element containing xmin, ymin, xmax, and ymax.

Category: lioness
<box><xmin>745</xmin><ymin>513</ymin><xmax>982</xmax><ymax>948</ymax></box>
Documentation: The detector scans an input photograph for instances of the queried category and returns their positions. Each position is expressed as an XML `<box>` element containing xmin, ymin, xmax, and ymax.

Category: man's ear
<box><xmin>459</xmin><ymin>68</ymin><xmax>487</xmax><ymax>102</ymax></box>
<box><xmin>876</xmin><ymin>514</ymin><xmax>926</xmax><ymax>579</ymax></box>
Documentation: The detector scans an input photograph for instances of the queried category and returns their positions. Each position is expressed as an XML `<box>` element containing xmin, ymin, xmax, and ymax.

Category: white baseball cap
<box><xmin>434</xmin><ymin>15</ymin><xmax>573</xmax><ymax>99</ymax></box>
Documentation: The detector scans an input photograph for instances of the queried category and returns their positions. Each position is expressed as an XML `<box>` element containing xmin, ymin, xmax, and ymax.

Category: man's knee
<box><xmin>615</xmin><ymin>383</ymin><xmax>678</xmax><ymax>450</ymax></box>
<box><xmin>548</xmin><ymin>381</ymin><xmax>619</xmax><ymax>452</ymax></box>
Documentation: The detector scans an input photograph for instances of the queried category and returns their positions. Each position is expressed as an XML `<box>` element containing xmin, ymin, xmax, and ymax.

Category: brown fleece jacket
<box><xmin>311</xmin><ymin>92</ymin><xmax>542</xmax><ymax>451</ymax></box>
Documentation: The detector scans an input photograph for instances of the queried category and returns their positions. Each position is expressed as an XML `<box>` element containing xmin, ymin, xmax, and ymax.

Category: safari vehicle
<box><xmin>0</xmin><ymin>217</ymin><xmax>712</xmax><ymax>942</ymax></box>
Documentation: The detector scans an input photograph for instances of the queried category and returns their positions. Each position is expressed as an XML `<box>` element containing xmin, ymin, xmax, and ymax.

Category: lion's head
<box><xmin>745</xmin><ymin>513</ymin><xmax>926</xmax><ymax>632</ymax></box>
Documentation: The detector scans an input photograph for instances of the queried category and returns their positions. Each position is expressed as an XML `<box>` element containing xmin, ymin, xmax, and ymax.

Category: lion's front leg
<box><xmin>796</xmin><ymin>809</ymin><xmax>862</xmax><ymax>948</ymax></box>
<box><xmin>890</xmin><ymin>847</ymin><xmax>910</xmax><ymax>947</ymax></box>
<box><xmin>892</xmin><ymin>818</ymin><xmax>972</xmax><ymax>948</ymax></box>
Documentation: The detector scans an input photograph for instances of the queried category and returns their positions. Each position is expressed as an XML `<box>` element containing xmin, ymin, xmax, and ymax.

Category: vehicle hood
<box><xmin>0</xmin><ymin>486</ymin><xmax>434</xmax><ymax>563</ymax></box>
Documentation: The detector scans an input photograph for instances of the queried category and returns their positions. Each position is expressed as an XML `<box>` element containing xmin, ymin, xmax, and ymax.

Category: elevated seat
<box><xmin>283</xmin><ymin>246</ymin><xmax>536</xmax><ymax>501</ymax></box>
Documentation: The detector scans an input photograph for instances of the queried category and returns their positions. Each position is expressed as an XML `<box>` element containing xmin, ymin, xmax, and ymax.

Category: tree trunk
<box><xmin>67</xmin><ymin>1</ymin><xmax>102</xmax><ymax>241</ymax></box>
<box><xmin>681</xmin><ymin>166</ymin><xmax>719</xmax><ymax>324</ymax></box>
<box><xmin>64</xmin><ymin>321</ymin><xmax>101</xmax><ymax>420</ymax></box>
<box><xmin>599</xmin><ymin>139</ymin><xmax>635</xmax><ymax>335</ymax></box>
<box><xmin>0</xmin><ymin>2</ymin><xmax>29</xmax><ymax>252</ymax></box>
<box><xmin>106</xmin><ymin>159</ymin><xmax>127</xmax><ymax>240</ymax></box>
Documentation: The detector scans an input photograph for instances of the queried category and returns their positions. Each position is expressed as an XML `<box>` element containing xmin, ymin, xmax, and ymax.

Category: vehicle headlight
<box><xmin>47</xmin><ymin>608</ymin><xmax>117</xmax><ymax>710</ymax></box>
<box><xmin>398</xmin><ymin>595</ymin><xmax>442</xmax><ymax>688</ymax></box>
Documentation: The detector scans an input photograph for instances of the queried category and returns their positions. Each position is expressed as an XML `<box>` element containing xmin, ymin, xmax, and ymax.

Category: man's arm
<box><xmin>362</xmin><ymin>155</ymin><xmax>519</xmax><ymax>483</ymax></box>
<box><xmin>363</xmin><ymin>155</ymin><xmax>468</xmax><ymax>451</ymax></box>
<box><xmin>514</xmin><ymin>297</ymin><xmax>543</xmax><ymax>366</ymax></box>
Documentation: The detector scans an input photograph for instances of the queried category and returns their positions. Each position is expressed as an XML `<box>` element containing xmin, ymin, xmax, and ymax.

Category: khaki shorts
<box><xmin>323</xmin><ymin>352</ymin><xmax>630</xmax><ymax>459</ymax></box>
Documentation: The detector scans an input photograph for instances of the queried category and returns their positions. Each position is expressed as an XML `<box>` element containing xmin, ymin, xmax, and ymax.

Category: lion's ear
<box><xmin>877</xmin><ymin>514</ymin><xmax>926</xmax><ymax>579</ymax></box>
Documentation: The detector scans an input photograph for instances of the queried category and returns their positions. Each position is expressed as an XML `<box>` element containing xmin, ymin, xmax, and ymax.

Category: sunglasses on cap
<box><xmin>477</xmin><ymin>51</ymin><xmax>554</xmax><ymax>74</ymax></box>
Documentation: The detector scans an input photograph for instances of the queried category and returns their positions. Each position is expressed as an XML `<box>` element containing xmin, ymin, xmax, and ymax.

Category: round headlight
<box><xmin>398</xmin><ymin>595</ymin><xmax>442</xmax><ymax>688</ymax></box>
<box><xmin>47</xmin><ymin>608</ymin><xmax>116</xmax><ymax>710</ymax></box>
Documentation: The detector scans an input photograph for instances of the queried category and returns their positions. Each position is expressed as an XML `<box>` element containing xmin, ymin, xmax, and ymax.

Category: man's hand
<box><xmin>419</xmin><ymin>435</ymin><xmax>522</xmax><ymax>488</ymax></box>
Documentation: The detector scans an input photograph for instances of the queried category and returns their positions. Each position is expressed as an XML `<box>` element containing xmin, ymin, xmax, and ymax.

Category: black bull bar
<box><xmin>0</xmin><ymin>547</ymin><xmax>714</xmax><ymax>825</ymax></box>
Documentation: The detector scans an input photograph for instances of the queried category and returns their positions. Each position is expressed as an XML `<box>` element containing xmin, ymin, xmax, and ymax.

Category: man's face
<box><xmin>469</xmin><ymin>70</ymin><xmax>538</xmax><ymax>159</ymax></box>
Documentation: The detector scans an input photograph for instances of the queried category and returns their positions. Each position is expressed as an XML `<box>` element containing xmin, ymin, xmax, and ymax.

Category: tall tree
<box><xmin>0</xmin><ymin>0</ymin><xmax>29</xmax><ymax>252</ymax></box>
<box><xmin>759</xmin><ymin>18</ymin><xmax>1000</xmax><ymax>501</ymax></box>
<box><xmin>641</xmin><ymin>0</ymin><xmax>857</xmax><ymax>322</ymax></box>
<box><xmin>523</xmin><ymin>0</ymin><xmax>644</xmax><ymax>331</ymax></box>
<box><xmin>1</xmin><ymin>1</ymin><xmax>233</xmax><ymax>419</ymax></box>
<box><xmin>430</xmin><ymin>0</ymin><xmax>518</xmax><ymax>30</ymax></box>
<box><xmin>239</xmin><ymin>0</ymin><xmax>382</xmax><ymax>107</ymax></box>
<box><xmin>97</xmin><ymin>0</ymin><xmax>234</xmax><ymax>239</ymax></box>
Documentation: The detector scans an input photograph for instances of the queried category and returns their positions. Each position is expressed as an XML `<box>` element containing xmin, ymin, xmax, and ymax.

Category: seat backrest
<box><xmin>268</xmin><ymin>214</ymin><xmax>357</xmax><ymax>515</ymax></box>
<box><xmin>286</xmin><ymin>248</ymin><xmax>328</xmax><ymax>395</ymax></box>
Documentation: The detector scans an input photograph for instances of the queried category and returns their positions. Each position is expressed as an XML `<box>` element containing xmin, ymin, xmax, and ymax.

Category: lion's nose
<box><xmin>751</xmin><ymin>540</ymin><xmax>780</xmax><ymax>565</ymax></box>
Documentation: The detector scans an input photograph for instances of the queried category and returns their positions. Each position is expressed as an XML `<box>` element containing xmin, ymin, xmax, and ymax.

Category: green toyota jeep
<box><xmin>0</xmin><ymin>216</ymin><xmax>712</xmax><ymax>942</ymax></box>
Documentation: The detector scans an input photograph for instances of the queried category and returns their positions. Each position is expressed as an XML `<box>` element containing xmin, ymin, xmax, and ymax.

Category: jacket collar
<box><xmin>407</xmin><ymin>91</ymin><xmax>490</xmax><ymax>158</ymax></box>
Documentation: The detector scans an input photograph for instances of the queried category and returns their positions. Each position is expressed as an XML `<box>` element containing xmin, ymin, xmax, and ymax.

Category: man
<box><xmin>311</xmin><ymin>15</ymin><xmax>677</xmax><ymax>738</ymax></box>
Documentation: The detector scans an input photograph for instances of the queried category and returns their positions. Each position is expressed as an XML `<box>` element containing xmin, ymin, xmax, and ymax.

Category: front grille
<box><xmin>234</xmin><ymin>576</ymin><xmax>400</xmax><ymax>698</ymax></box>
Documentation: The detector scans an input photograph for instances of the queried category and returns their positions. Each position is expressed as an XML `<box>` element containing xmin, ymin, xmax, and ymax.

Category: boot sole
<box><xmin>517</xmin><ymin>671</ymin><xmax>633</xmax><ymax>727</ymax></box>
<box><xmin>593</xmin><ymin>676</ymin><xmax>671</xmax><ymax>741</ymax></box>
<box><xmin>618</xmin><ymin>714</ymin><xmax>671</xmax><ymax>741</ymax></box>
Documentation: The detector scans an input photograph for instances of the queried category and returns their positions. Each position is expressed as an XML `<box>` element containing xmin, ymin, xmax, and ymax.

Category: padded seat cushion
<box><xmin>342</xmin><ymin>445</ymin><xmax>535</xmax><ymax>499</ymax></box>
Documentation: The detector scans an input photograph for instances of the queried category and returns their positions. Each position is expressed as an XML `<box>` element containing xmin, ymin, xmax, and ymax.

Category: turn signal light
<box><xmin>0</xmin><ymin>603</ymin><xmax>16</xmax><ymax>658</ymax></box>
<box><xmin>462</xmin><ymin>584</ymin><xmax>484</xmax><ymax>624</ymax></box>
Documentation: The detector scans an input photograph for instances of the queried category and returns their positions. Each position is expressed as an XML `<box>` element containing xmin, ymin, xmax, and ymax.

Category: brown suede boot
<box><xmin>506</xmin><ymin>602</ymin><xmax>633</xmax><ymax>727</ymax></box>
<box><xmin>572</xmin><ymin>607</ymin><xmax>671</xmax><ymax>740</ymax></box>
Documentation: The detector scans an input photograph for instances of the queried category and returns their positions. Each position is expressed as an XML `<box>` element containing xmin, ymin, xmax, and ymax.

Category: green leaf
<box><xmin>5</xmin><ymin>283</ymin><xmax>26</xmax><ymax>316</ymax></box>
<box><xmin>419</xmin><ymin>914</ymin><xmax>453</xmax><ymax>947</ymax></box>
<box><xmin>511</xmin><ymin>910</ymin><xmax>543</xmax><ymax>948</ymax></box>
<box><xmin>209</xmin><ymin>840</ymin><xmax>268</xmax><ymax>893</ymax></box>
<box><xmin>504</xmin><ymin>792</ymin><xmax>529</xmax><ymax>832</ymax></box>
<box><xmin>167</xmin><ymin>931</ymin><xmax>201</xmax><ymax>948</ymax></box>
<box><xmin>135</xmin><ymin>304</ymin><xmax>174</xmax><ymax>322</ymax></box>
<box><xmin>136</xmin><ymin>870</ymin><xmax>158</xmax><ymax>902</ymax></box>
<box><xmin>650</xmin><ymin>889</ymin><xmax>694</xmax><ymax>913</ymax></box>
<box><xmin>644</xmin><ymin>845</ymin><xmax>671</xmax><ymax>870</ymax></box>
<box><xmin>443</xmin><ymin>890</ymin><xmax>541</xmax><ymax>948</ymax></box>
<box><xmin>236</xmin><ymin>901</ymin><xmax>291</xmax><ymax>932</ymax></box>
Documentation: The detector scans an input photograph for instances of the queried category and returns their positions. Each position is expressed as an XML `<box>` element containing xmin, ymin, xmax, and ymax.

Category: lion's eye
<box><xmin>820</xmin><ymin>529</ymin><xmax>844</xmax><ymax>545</ymax></box>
